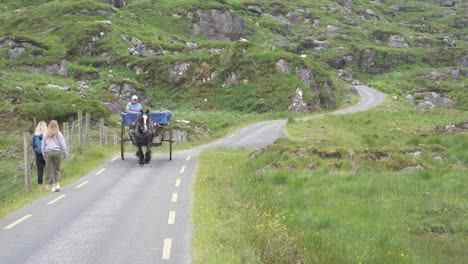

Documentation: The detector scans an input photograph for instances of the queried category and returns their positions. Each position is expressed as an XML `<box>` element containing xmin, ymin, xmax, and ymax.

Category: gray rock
<box><xmin>455</xmin><ymin>54</ymin><xmax>468</xmax><ymax>67</ymax></box>
<box><xmin>103</xmin><ymin>102</ymin><xmax>124</xmax><ymax>114</ymax></box>
<box><xmin>433</xmin><ymin>156</ymin><xmax>443</xmax><ymax>163</ymax></box>
<box><xmin>76</xmin><ymin>81</ymin><xmax>89</xmax><ymax>90</ymax></box>
<box><xmin>439</xmin><ymin>1</ymin><xmax>454</xmax><ymax>7</ymax></box>
<box><xmin>169</xmin><ymin>62</ymin><xmax>192</xmax><ymax>79</ymax></box>
<box><xmin>8</xmin><ymin>46</ymin><xmax>26</xmax><ymax>59</ymax></box>
<box><xmin>46</xmin><ymin>84</ymin><xmax>70</xmax><ymax>91</ymax></box>
<box><xmin>276</xmin><ymin>59</ymin><xmax>290</xmax><ymax>73</ymax></box>
<box><xmin>336</xmin><ymin>0</ymin><xmax>353</xmax><ymax>9</ymax></box>
<box><xmin>338</xmin><ymin>69</ymin><xmax>353</xmax><ymax>83</ymax></box>
<box><xmin>349</xmin><ymin>86</ymin><xmax>359</xmax><ymax>95</ymax></box>
<box><xmin>188</xmin><ymin>9</ymin><xmax>248</xmax><ymax>41</ymax></box>
<box><xmin>443</xmin><ymin>123</ymin><xmax>463</xmax><ymax>134</ymax></box>
<box><xmin>109</xmin><ymin>82</ymin><xmax>153</xmax><ymax>107</ymax></box>
<box><xmin>247</xmin><ymin>5</ymin><xmax>262</xmax><ymax>16</ymax></box>
<box><xmin>388</xmin><ymin>35</ymin><xmax>409</xmax><ymax>48</ymax></box>
<box><xmin>429</xmin><ymin>71</ymin><xmax>448</xmax><ymax>81</ymax></box>
<box><xmin>451</xmin><ymin>69</ymin><xmax>461</xmax><ymax>80</ymax></box>
<box><xmin>414</xmin><ymin>92</ymin><xmax>451</xmax><ymax>108</ymax></box>
<box><xmin>222</xmin><ymin>72</ymin><xmax>239</xmax><ymax>87</ymax></box>
<box><xmin>412</xmin><ymin>151</ymin><xmax>422</xmax><ymax>159</ymax></box>
<box><xmin>312</xmin><ymin>40</ymin><xmax>332</xmax><ymax>50</ymax></box>
<box><xmin>405</xmin><ymin>94</ymin><xmax>415</xmax><ymax>106</ymax></box>
<box><xmin>415</xmin><ymin>101</ymin><xmax>435</xmax><ymax>111</ymax></box>
<box><xmin>287</xmin><ymin>88</ymin><xmax>308</xmax><ymax>112</ymax></box>
<box><xmin>96</xmin><ymin>0</ymin><xmax>128</xmax><ymax>8</ymax></box>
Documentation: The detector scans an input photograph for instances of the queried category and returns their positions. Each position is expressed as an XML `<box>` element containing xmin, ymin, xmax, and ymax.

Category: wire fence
<box><xmin>0</xmin><ymin>112</ymin><xmax>122</xmax><ymax>205</ymax></box>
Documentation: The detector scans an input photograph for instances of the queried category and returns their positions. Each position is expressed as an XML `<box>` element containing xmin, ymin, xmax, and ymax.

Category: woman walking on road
<box><xmin>42</xmin><ymin>120</ymin><xmax>68</xmax><ymax>192</ymax></box>
<box><xmin>32</xmin><ymin>121</ymin><xmax>47</xmax><ymax>189</ymax></box>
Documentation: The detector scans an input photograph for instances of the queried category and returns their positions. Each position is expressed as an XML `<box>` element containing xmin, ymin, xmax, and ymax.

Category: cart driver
<box><xmin>126</xmin><ymin>95</ymin><xmax>143</xmax><ymax>114</ymax></box>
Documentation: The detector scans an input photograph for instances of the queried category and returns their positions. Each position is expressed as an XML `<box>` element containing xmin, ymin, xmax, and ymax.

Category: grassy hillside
<box><xmin>193</xmin><ymin>100</ymin><xmax>467</xmax><ymax>263</ymax></box>
<box><xmin>0</xmin><ymin>0</ymin><xmax>466</xmax><ymax>129</ymax></box>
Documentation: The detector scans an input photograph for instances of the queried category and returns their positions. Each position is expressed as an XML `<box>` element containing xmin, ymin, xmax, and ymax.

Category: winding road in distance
<box><xmin>0</xmin><ymin>85</ymin><xmax>384</xmax><ymax>264</ymax></box>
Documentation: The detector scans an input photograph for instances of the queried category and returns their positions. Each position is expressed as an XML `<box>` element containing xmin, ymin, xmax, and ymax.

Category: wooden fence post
<box><xmin>85</xmin><ymin>112</ymin><xmax>90</xmax><ymax>142</ymax></box>
<box><xmin>99</xmin><ymin>118</ymin><xmax>104</xmax><ymax>145</ymax></box>
<box><xmin>78</xmin><ymin>111</ymin><xmax>82</xmax><ymax>145</ymax></box>
<box><xmin>63</xmin><ymin>122</ymin><xmax>69</xmax><ymax>156</ymax></box>
<box><xmin>23</xmin><ymin>132</ymin><xmax>31</xmax><ymax>192</ymax></box>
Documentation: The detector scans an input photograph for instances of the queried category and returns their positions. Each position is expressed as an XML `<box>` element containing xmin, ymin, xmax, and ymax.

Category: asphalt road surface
<box><xmin>0</xmin><ymin>85</ymin><xmax>384</xmax><ymax>264</ymax></box>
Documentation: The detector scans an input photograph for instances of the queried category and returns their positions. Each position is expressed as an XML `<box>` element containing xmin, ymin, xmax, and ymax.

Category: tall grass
<box><xmin>192</xmin><ymin>101</ymin><xmax>467</xmax><ymax>263</ymax></box>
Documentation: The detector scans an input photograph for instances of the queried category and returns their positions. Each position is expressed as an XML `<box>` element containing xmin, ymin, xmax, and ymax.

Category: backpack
<box><xmin>34</xmin><ymin>136</ymin><xmax>43</xmax><ymax>153</ymax></box>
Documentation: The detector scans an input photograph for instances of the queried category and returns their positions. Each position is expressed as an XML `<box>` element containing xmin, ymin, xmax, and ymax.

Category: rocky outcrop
<box><xmin>359</xmin><ymin>48</ymin><xmax>416</xmax><ymax>74</ymax></box>
<box><xmin>108</xmin><ymin>81</ymin><xmax>153</xmax><ymax>107</ymax></box>
<box><xmin>22</xmin><ymin>60</ymin><xmax>69</xmax><ymax>77</ymax></box>
<box><xmin>336</xmin><ymin>0</ymin><xmax>352</xmax><ymax>9</ymax></box>
<box><xmin>296</xmin><ymin>67</ymin><xmax>321</xmax><ymax>111</ymax></box>
<box><xmin>441</xmin><ymin>121</ymin><xmax>467</xmax><ymax>134</ymax></box>
<box><xmin>276</xmin><ymin>59</ymin><xmax>291</xmax><ymax>73</ymax></box>
<box><xmin>187</xmin><ymin>9</ymin><xmax>249</xmax><ymax>41</ymax></box>
<box><xmin>96</xmin><ymin>0</ymin><xmax>129</xmax><ymax>8</ymax></box>
<box><xmin>388</xmin><ymin>35</ymin><xmax>409</xmax><ymax>48</ymax></box>
<box><xmin>170</xmin><ymin>62</ymin><xmax>192</xmax><ymax>79</ymax></box>
<box><xmin>222</xmin><ymin>72</ymin><xmax>239</xmax><ymax>87</ymax></box>
<box><xmin>287</xmin><ymin>88</ymin><xmax>308</xmax><ymax>112</ymax></box>
<box><xmin>1</xmin><ymin>38</ymin><xmax>44</xmax><ymax>59</ymax></box>
<box><xmin>121</xmin><ymin>35</ymin><xmax>165</xmax><ymax>57</ymax></box>
<box><xmin>406</xmin><ymin>92</ymin><xmax>452</xmax><ymax>110</ymax></box>
<box><xmin>455</xmin><ymin>54</ymin><xmax>468</xmax><ymax>67</ymax></box>
<box><xmin>103</xmin><ymin>102</ymin><xmax>124</xmax><ymax>114</ymax></box>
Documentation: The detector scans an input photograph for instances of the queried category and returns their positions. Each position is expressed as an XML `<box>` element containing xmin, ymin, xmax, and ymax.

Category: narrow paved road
<box><xmin>0</xmin><ymin>86</ymin><xmax>384</xmax><ymax>264</ymax></box>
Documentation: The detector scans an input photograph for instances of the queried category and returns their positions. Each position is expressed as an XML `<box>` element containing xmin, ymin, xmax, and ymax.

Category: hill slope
<box><xmin>0</xmin><ymin>0</ymin><xmax>466</xmax><ymax>127</ymax></box>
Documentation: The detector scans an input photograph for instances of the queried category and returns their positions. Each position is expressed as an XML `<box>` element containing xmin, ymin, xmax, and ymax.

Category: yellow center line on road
<box><xmin>3</xmin><ymin>214</ymin><xmax>32</xmax><ymax>230</ymax></box>
<box><xmin>76</xmin><ymin>180</ymin><xmax>88</xmax><ymax>189</ymax></box>
<box><xmin>179</xmin><ymin>166</ymin><xmax>185</xmax><ymax>174</ymax></box>
<box><xmin>172</xmin><ymin>193</ymin><xmax>178</xmax><ymax>202</ymax></box>
<box><xmin>168</xmin><ymin>211</ymin><xmax>176</xmax><ymax>225</ymax></box>
<box><xmin>162</xmin><ymin>238</ymin><xmax>172</xmax><ymax>260</ymax></box>
<box><xmin>47</xmin><ymin>194</ymin><xmax>66</xmax><ymax>205</ymax></box>
<box><xmin>96</xmin><ymin>168</ymin><xmax>106</xmax><ymax>175</ymax></box>
<box><xmin>175</xmin><ymin>178</ymin><xmax>181</xmax><ymax>187</ymax></box>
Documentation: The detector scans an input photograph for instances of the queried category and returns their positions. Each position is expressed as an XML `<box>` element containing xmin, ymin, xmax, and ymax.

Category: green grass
<box><xmin>0</xmin><ymin>144</ymin><xmax>118</xmax><ymax>218</ymax></box>
<box><xmin>192</xmin><ymin>101</ymin><xmax>468</xmax><ymax>263</ymax></box>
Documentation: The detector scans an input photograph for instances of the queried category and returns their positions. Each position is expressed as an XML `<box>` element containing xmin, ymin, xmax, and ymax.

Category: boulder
<box><xmin>287</xmin><ymin>88</ymin><xmax>308</xmax><ymax>112</ymax></box>
<box><xmin>388</xmin><ymin>35</ymin><xmax>409</xmax><ymax>48</ymax></box>
<box><xmin>109</xmin><ymin>81</ymin><xmax>153</xmax><ymax>107</ymax></box>
<box><xmin>188</xmin><ymin>9</ymin><xmax>248</xmax><ymax>41</ymax></box>
<box><xmin>276</xmin><ymin>59</ymin><xmax>291</xmax><ymax>73</ymax></box>
<box><xmin>103</xmin><ymin>102</ymin><xmax>124</xmax><ymax>114</ymax></box>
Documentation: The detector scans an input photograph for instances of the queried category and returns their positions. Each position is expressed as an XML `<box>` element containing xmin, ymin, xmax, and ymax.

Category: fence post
<box><xmin>85</xmin><ymin>112</ymin><xmax>90</xmax><ymax>142</ymax></box>
<box><xmin>78</xmin><ymin>111</ymin><xmax>82</xmax><ymax>145</ymax></box>
<box><xmin>23</xmin><ymin>132</ymin><xmax>31</xmax><ymax>192</ymax></box>
<box><xmin>63</xmin><ymin>122</ymin><xmax>69</xmax><ymax>156</ymax></box>
<box><xmin>99</xmin><ymin>118</ymin><xmax>104</xmax><ymax>145</ymax></box>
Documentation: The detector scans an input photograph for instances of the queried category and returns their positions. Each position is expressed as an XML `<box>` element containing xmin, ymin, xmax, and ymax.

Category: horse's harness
<box><xmin>129</xmin><ymin>114</ymin><xmax>158</xmax><ymax>145</ymax></box>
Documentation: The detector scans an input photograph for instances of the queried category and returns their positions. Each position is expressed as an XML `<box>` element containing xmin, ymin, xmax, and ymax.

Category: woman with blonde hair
<box><xmin>32</xmin><ymin>121</ymin><xmax>47</xmax><ymax>188</ymax></box>
<box><xmin>42</xmin><ymin>120</ymin><xmax>68</xmax><ymax>192</ymax></box>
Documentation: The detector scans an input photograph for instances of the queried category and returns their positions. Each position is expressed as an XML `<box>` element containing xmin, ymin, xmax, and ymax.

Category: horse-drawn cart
<box><xmin>120</xmin><ymin>111</ymin><xmax>173</xmax><ymax>163</ymax></box>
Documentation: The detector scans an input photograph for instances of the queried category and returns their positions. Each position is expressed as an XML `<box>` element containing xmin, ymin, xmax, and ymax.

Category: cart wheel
<box><xmin>169</xmin><ymin>122</ymin><xmax>173</xmax><ymax>161</ymax></box>
<box><xmin>120</xmin><ymin>121</ymin><xmax>125</xmax><ymax>160</ymax></box>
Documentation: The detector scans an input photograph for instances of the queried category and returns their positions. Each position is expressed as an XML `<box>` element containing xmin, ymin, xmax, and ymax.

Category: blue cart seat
<box><xmin>121</xmin><ymin>111</ymin><xmax>172</xmax><ymax>126</ymax></box>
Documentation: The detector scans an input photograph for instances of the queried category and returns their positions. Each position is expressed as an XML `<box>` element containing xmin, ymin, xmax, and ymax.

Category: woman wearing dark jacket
<box><xmin>32</xmin><ymin>121</ymin><xmax>47</xmax><ymax>188</ymax></box>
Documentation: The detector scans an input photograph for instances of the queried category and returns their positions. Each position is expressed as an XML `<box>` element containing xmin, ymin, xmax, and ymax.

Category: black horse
<box><xmin>129</xmin><ymin>110</ymin><xmax>157</xmax><ymax>165</ymax></box>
